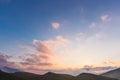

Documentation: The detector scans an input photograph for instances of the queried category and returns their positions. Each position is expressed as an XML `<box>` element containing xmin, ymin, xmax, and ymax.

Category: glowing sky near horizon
<box><xmin>0</xmin><ymin>0</ymin><xmax>120</xmax><ymax>75</ymax></box>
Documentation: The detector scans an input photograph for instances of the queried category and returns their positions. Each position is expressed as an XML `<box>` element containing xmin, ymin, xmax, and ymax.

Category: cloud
<box><xmin>56</xmin><ymin>36</ymin><xmax>69</xmax><ymax>45</ymax></box>
<box><xmin>81</xmin><ymin>65</ymin><xmax>116</xmax><ymax>74</ymax></box>
<box><xmin>20</xmin><ymin>40</ymin><xmax>54</xmax><ymax>69</ymax></box>
<box><xmin>103</xmin><ymin>61</ymin><xmax>120</xmax><ymax>66</ymax></box>
<box><xmin>95</xmin><ymin>32</ymin><xmax>104</xmax><ymax>39</ymax></box>
<box><xmin>43</xmin><ymin>36</ymin><xmax>69</xmax><ymax>51</ymax></box>
<box><xmin>0</xmin><ymin>52</ymin><xmax>9</xmax><ymax>66</ymax></box>
<box><xmin>51</xmin><ymin>22</ymin><xmax>60</xmax><ymax>29</ymax></box>
<box><xmin>33</xmin><ymin>40</ymin><xmax>53</xmax><ymax>54</ymax></box>
<box><xmin>0</xmin><ymin>51</ymin><xmax>118</xmax><ymax>75</ymax></box>
<box><xmin>101</xmin><ymin>15</ymin><xmax>111</xmax><ymax>22</ymax></box>
<box><xmin>18</xmin><ymin>36</ymin><xmax>70</xmax><ymax>73</ymax></box>
<box><xmin>0</xmin><ymin>52</ymin><xmax>16</xmax><ymax>67</ymax></box>
<box><xmin>75</xmin><ymin>32</ymin><xmax>84</xmax><ymax>41</ymax></box>
<box><xmin>89</xmin><ymin>22</ymin><xmax>97</xmax><ymax>29</ymax></box>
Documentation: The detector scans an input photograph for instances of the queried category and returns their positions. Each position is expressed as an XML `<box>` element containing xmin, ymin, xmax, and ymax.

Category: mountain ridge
<box><xmin>0</xmin><ymin>66</ymin><xmax>22</xmax><ymax>73</ymax></box>
<box><xmin>0</xmin><ymin>69</ymin><xmax>118</xmax><ymax>80</ymax></box>
<box><xmin>101</xmin><ymin>68</ymin><xmax>120</xmax><ymax>80</ymax></box>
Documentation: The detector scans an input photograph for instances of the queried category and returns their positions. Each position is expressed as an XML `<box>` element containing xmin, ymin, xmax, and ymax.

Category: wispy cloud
<box><xmin>43</xmin><ymin>36</ymin><xmax>69</xmax><ymax>50</ymax></box>
<box><xmin>75</xmin><ymin>32</ymin><xmax>84</xmax><ymax>41</ymax></box>
<box><xmin>79</xmin><ymin>66</ymin><xmax>117</xmax><ymax>74</ymax></box>
<box><xmin>33</xmin><ymin>40</ymin><xmax>53</xmax><ymax>54</ymax></box>
<box><xmin>103</xmin><ymin>60</ymin><xmax>120</xmax><ymax>66</ymax></box>
<box><xmin>89</xmin><ymin>22</ymin><xmax>97</xmax><ymax>29</ymax></box>
<box><xmin>51</xmin><ymin>22</ymin><xmax>60</xmax><ymax>29</ymax></box>
<box><xmin>101</xmin><ymin>15</ymin><xmax>111</xmax><ymax>23</ymax></box>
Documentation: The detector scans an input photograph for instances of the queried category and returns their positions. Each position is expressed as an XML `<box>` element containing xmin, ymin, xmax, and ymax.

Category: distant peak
<box><xmin>44</xmin><ymin>72</ymin><xmax>56</xmax><ymax>75</ymax></box>
<box><xmin>0</xmin><ymin>66</ymin><xmax>22</xmax><ymax>73</ymax></box>
<box><xmin>103</xmin><ymin>67</ymin><xmax>120</xmax><ymax>74</ymax></box>
<box><xmin>115</xmin><ymin>68</ymin><xmax>120</xmax><ymax>70</ymax></box>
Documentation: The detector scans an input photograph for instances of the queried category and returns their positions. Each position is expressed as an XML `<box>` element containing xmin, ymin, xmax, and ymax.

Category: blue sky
<box><xmin>0</xmin><ymin>0</ymin><xmax>120</xmax><ymax>75</ymax></box>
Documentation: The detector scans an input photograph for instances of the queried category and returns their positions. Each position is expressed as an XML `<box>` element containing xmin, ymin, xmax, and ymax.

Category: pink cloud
<box><xmin>51</xmin><ymin>22</ymin><xmax>60</xmax><ymax>29</ymax></box>
<box><xmin>101</xmin><ymin>15</ymin><xmax>111</xmax><ymax>22</ymax></box>
<box><xmin>18</xmin><ymin>36</ymin><xmax>70</xmax><ymax>73</ymax></box>
<box><xmin>33</xmin><ymin>40</ymin><xmax>53</xmax><ymax>54</ymax></box>
<box><xmin>20</xmin><ymin>40</ymin><xmax>54</xmax><ymax>69</ymax></box>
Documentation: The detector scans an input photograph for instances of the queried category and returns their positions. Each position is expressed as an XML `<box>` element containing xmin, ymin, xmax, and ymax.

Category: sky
<box><xmin>0</xmin><ymin>0</ymin><xmax>120</xmax><ymax>75</ymax></box>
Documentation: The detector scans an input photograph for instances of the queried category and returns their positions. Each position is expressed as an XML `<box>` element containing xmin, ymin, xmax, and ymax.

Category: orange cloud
<box><xmin>33</xmin><ymin>40</ymin><xmax>53</xmax><ymax>54</ymax></box>
<box><xmin>103</xmin><ymin>61</ymin><xmax>120</xmax><ymax>66</ymax></box>
<box><xmin>56</xmin><ymin>36</ymin><xmax>69</xmax><ymax>45</ymax></box>
<box><xmin>44</xmin><ymin>36</ymin><xmax>69</xmax><ymax>51</ymax></box>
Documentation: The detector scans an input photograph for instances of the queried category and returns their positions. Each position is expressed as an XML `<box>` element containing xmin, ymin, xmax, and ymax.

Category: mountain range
<box><xmin>0</xmin><ymin>66</ymin><xmax>119</xmax><ymax>80</ymax></box>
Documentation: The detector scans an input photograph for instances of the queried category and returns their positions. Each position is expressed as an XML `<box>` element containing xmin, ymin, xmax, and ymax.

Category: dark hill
<box><xmin>0</xmin><ymin>70</ymin><xmax>24</xmax><ymax>80</ymax></box>
<box><xmin>76</xmin><ymin>73</ymin><xmax>118</xmax><ymax>80</ymax></box>
<box><xmin>41</xmin><ymin>72</ymin><xmax>75</xmax><ymax>80</ymax></box>
<box><xmin>0</xmin><ymin>70</ymin><xmax>118</xmax><ymax>80</ymax></box>
<box><xmin>12</xmin><ymin>72</ymin><xmax>42</xmax><ymax>80</ymax></box>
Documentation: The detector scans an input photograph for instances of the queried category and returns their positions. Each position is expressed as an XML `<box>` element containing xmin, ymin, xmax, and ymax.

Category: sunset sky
<box><xmin>0</xmin><ymin>0</ymin><xmax>120</xmax><ymax>75</ymax></box>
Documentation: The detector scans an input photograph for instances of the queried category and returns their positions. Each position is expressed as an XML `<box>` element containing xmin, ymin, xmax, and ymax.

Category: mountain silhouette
<box><xmin>0</xmin><ymin>70</ymin><xmax>24</xmax><ymax>80</ymax></box>
<box><xmin>0</xmin><ymin>69</ymin><xmax>118</xmax><ymax>80</ymax></box>
<box><xmin>41</xmin><ymin>72</ymin><xmax>75</xmax><ymax>80</ymax></box>
<box><xmin>76</xmin><ymin>73</ymin><xmax>118</xmax><ymax>80</ymax></box>
<box><xmin>102</xmin><ymin>68</ymin><xmax>120</xmax><ymax>80</ymax></box>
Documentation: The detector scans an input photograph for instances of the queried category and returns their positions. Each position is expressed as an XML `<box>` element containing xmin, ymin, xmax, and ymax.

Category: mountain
<box><xmin>101</xmin><ymin>68</ymin><xmax>120</xmax><ymax>80</ymax></box>
<box><xmin>12</xmin><ymin>72</ymin><xmax>42</xmax><ymax>80</ymax></box>
<box><xmin>41</xmin><ymin>72</ymin><xmax>75</xmax><ymax>80</ymax></box>
<box><xmin>0</xmin><ymin>66</ymin><xmax>22</xmax><ymax>73</ymax></box>
<box><xmin>0</xmin><ymin>70</ymin><xmax>24</xmax><ymax>80</ymax></box>
<box><xmin>76</xmin><ymin>73</ymin><xmax>118</xmax><ymax>80</ymax></box>
<box><xmin>0</xmin><ymin>70</ymin><xmax>118</xmax><ymax>80</ymax></box>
